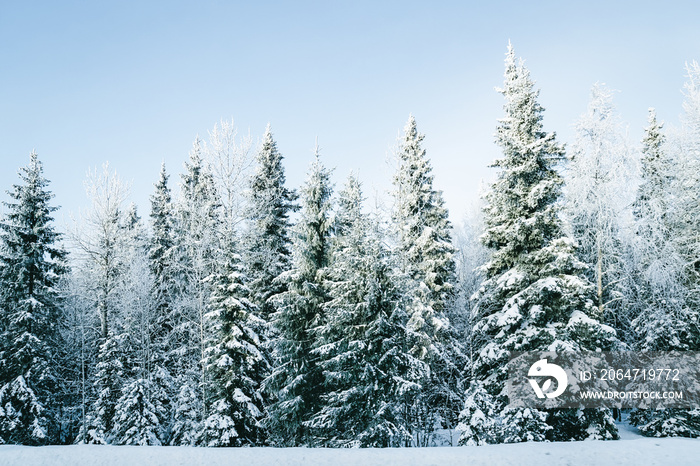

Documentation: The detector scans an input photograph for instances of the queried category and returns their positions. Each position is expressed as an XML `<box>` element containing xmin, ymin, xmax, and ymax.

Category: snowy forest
<box><xmin>1</xmin><ymin>44</ymin><xmax>699</xmax><ymax>448</ymax></box>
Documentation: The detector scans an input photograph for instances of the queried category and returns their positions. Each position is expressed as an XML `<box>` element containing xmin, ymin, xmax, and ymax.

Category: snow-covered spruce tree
<box><xmin>265</xmin><ymin>150</ymin><xmax>333</xmax><ymax>446</ymax></box>
<box><xmin>169</xmin><ymin>382</ymin><xmax>201</xmax><ymax>446</ymax></box>
<box><xmin>391</xmin><ymin>116</ymin><xmax>459</xmax><ymax>442</ymax></box>
<box><xmin>459</xmin><ymin>45</ymin><xmax>620</xmax><ymax>444</ymax></box>
<box><xmin>198</xmin><ymin>248</ymin><xmax>268</xmax><ymax>447</ymax></box>
<box><xmin>78</xmin><ymin>333</ymin><xmax>129</xmax><ymax>444</ymax></box>
<box><xmin>0</xmin><ymin>152</ymin><xmax>67</xmax><ymax>444</ymax></box>
<box><xmin>243</xmin><ymin>125</ymin><xmax>297</xmax><ymax>321</ymax></box>
<box><xmin>630</xmin><ymin>109</ymin><xmax>689</xmax><ymax>352</ymax></box>
<box><xmin>308</xmin><ymin>175</ymin><xmax>427</xmax><ymax>447</ymax></box>
<box><xmin>565</xmin><ymin>84</ymin><xmax>636</xmax><ymax>340</ymax></box>
<box><xmin>148</xmin><ymin>163</ymin><xmax>177</xmax><ymax>366</ymax></box>
<box><xmin>111</xmin><ymin>377</ymin><xmax>165</xmax><ymax>445</ymax></box>
<box><xmin>455</xmin><ymin>383</ymin><xmax>496</xmax><ymax>446</ymax></box>
<box><xmin>628</xmin><ymin>77</ymin><xmax>700</xmax><ymax>438</ymax></box>
<box><xmin>145</xmin><ymin>164</ymin><xmax>179</xmax><ymax>440</ymax></box>
<box><xmin>169</xmin><ymin>138</ymin><xmax>222</xmax><ymax>436</ymax></box>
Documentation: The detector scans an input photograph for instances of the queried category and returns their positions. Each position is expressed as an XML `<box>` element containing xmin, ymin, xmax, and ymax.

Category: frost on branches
<box><xmin>629</xmin><ymin>65</ymin><xmax>700</xmax><ymax>438</ymax></box>
<box><xmin>0</xmin><ymin>152</ymin><xmax>66</xmax><ymax>444</ymax></box>
<box><xmin>264</xmin><ymin>150</ymin><xmax>333</xmax><ymax>446</ymax></box>
<box><xmin>565</xmin><ymin>84</ymin><xmax>636</xmax><ymax>339</ymax></box>
<box><xmin>308</xmin><ymin>174</ymin><xmax>426</xmax><ymax>447</ymax></box>
<box><xmin>459</xmin><ymin>44</ymin><xmax>620</xmax><ymax>445</ymax></box>
<box><xmin>199</xmin><ymin>249</ymin><xmax>268</xmax><ymax>446</ymax></box>
<box><xmin>391</xmin><ymin>116</ymin><xmax>461</xmax><ymax>443</ymax></box>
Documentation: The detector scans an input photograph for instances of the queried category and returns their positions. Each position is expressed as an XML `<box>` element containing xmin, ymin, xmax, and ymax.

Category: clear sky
<box><xmin>1</xmin><ymin>0</ymin><xmax>698</xmax><ymax>229</ymax></box>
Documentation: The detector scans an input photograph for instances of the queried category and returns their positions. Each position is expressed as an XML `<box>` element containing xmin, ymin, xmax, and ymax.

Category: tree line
<box><xmin>1</xmin><ymin>44</ymin><xmax>699</xmax><ymax>447</ymax></box>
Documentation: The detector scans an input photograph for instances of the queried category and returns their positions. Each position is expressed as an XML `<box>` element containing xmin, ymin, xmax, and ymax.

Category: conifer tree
<box><xmin>0</xmin><ymin>152</ymin><xmax>67</xmax><ymax>444</ymax></box>
<box><xmin>666</xmin><ymin>61</ymin><xmax>700</xmax><ymax>346</ymax></box>
<box><xmin>198</xmin><ymin>249</ymin><xmax>268</xmax><ymax>446</ymax></box>
<box><xmin>243</xmin><ymin>125</ymin><xmax>297</xmax><ymax>320</ymax></box>
<box><xmin>629</xmin><ymin>102</ymin><xmax>700</xmax><ymax>437</ymax></box>
<box><xmin>392</xmin><ymin>115</ymin><xmax>456</xmax><ymax>360</ymax></box>
<box><xmin>460</xmin><ymin>44</ymin><xmax>620</xmax><ymax>444</ymax></box>
<box><xmin>169</xmin><ymin>382</ymin><xmax>200</xmax><ymax>446</ymax></box>
<box><xmin>148</xmin><ymin>163</ymin><xmax>176</xmax><ymax>358</ymax></box>
<box><xmin>391</xmin><ymin>116</ymin><xmax>459</xmax><ymax>440</ymax></box>
<box><xmin>265</xmin><ymin>150</ymin><xmax>333</xmax><ymax>446</ymax></box>
<box><xmin>78</xmin><ymin>334</ymin><xmax>129</xmax><ymax>444</ymax></box>
<box><xmin>111</xmin><ymin>377</ymin><xmax>165</xmax><ymax>445</ymax></box>
<box><xmin>309</xmin><ymin>175</ymin><xmax>427</xmax><ymax>447</ymax></box>
<box><xmin>630</xmin><ymin>109</ymin><xmax>688</xmax><ymax>352</ymax></box>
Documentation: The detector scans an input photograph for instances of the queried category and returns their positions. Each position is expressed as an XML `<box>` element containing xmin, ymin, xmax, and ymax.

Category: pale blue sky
<box><xmin>1</xmin><ymin>1</ymin><xmax>698</xmax><ymax>228</ymax></box>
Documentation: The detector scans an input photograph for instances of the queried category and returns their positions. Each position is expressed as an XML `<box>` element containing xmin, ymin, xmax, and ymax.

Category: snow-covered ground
<box><xmin>1</xmin><ymin>431</ymin><xmax>698</xmax><ymax>466</ymax></box>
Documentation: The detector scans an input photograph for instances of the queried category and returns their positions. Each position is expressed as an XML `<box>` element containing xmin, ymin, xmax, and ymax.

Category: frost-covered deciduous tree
<box><xmin>452</xmin><ymin>205</ymin><xmax>490</xmax><ymax>385</ymax></box>
<box><xmin>565</xmin><ymin>84</ymin><xmax>636</xmax><ymax>337</ymax></box>
<box><xmin>169</xmin><ymin>139</ymin><xmax>222</xmax><ymax>431</ymax></box>
<box><xmin>0</xmin><ymin>152</ymin><xmax>67</xmax><ymax>445</ymax></box>
<box><xmin>204</xmin><ymin>119</ymin><xmax>254</xmax><ymax>232</ymax></box>
<box><xmin>71</xmin><ymin>164</ymin><xmax>131</xmax><ymax>341</ymax></box>
<box><xmin>265</xmin><ymin>150</ymin><xmax>333</xmax><ymax>446</ymax></box>
<box><xmin>462</xmin><ymin>45</ymin><xmax>620</xmax><ymax>444</ymax></box>
<box><xmin>629</xmin><ymin>67</ymin><xmax>700</xmax><ymax>439</ymax></box>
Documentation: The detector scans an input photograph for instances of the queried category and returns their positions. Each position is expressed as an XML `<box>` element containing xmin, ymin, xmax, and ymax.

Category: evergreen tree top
<box><xmin>3</xmin><ymin>152</ymin><xmax>59</xmax><ymax>230</ymax></box>
<box><xmin>295</xmin><ymin>149</ymin><xmax>334</xmax><ymax>277</ymax></box>
<box><xmin>482</xmin><ymin>45</ymin><xmax>566</xmax><ymax>278</ymax></box>
<box><xmin>151</xmin><ymin>163</ymin><xmax>172</xmax><ymax>210</ymax></box>
<box><xmin>640</xmin><ymin>108</ymin><xmax>667</xmax><ymax>180</ymax></box>
<box><xmin>335</xmin><ymin>173</ymin><xmax>363</xmax><ymax>237</ymax></box>
<box><xmin>255</xmin><ymin>125</ymin><xmax>286</xmax><ymax>185</ymax></box>
<box><xmin>181</xmin><ymin>138</ymin><xmax>217</xmax><ymax>203</ymax></box>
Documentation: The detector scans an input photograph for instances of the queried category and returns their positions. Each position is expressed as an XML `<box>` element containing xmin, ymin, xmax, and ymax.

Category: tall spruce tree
<box><xmin>265</xmin><ymin>150</ymin><xmax>333</xmax><ymax>446</ymax></box>
<box><xmin>668</xmin><ymin>61</ymin><xmax>700</xmax><ymax>345</ymax></box>
<box><xmin>630</xmin><ymin>109</ymin><xmax>688</xmax><ymax>352</ymax></box>
<box><xmin>391</xmin><ymin>116</ymin><xmax>460</xmax><ymax>441</ymax></box>
<box><xmin>459</xmin><ymin>44</ymin><xmax>620</xmax><ymax>444</ymax></box>
<box><xmin>243</xmin><ymin>125</ymin><xmax>297</xmax><ymax>321</ymax></box>
<box><xmin>309</xmin><ymin>175</ymin><xmax>427</xmax><ymax>447</ymax></box>
<box><xmin>198</xmin><ymin>248</ymin><xmax>268</xmax><ymax>447</ymax></box>
<box><xmin>0</xmin><ymin>152</ymin><xmax>67</xmax><ymax>444</ymax></box>
<box><xmin>392</xmin><ymin>115</ymin><xmax>456</xmax><ymax>360</ymax></box>
<box><xmin>628</xmin><ymin>103</ymin><xmax>700</xmax><ymax>436</ymax></box>
<box><xmin>148</xmin><ymin>163</ymin><xmax>176</xmax><ymax>366</ymax></box>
